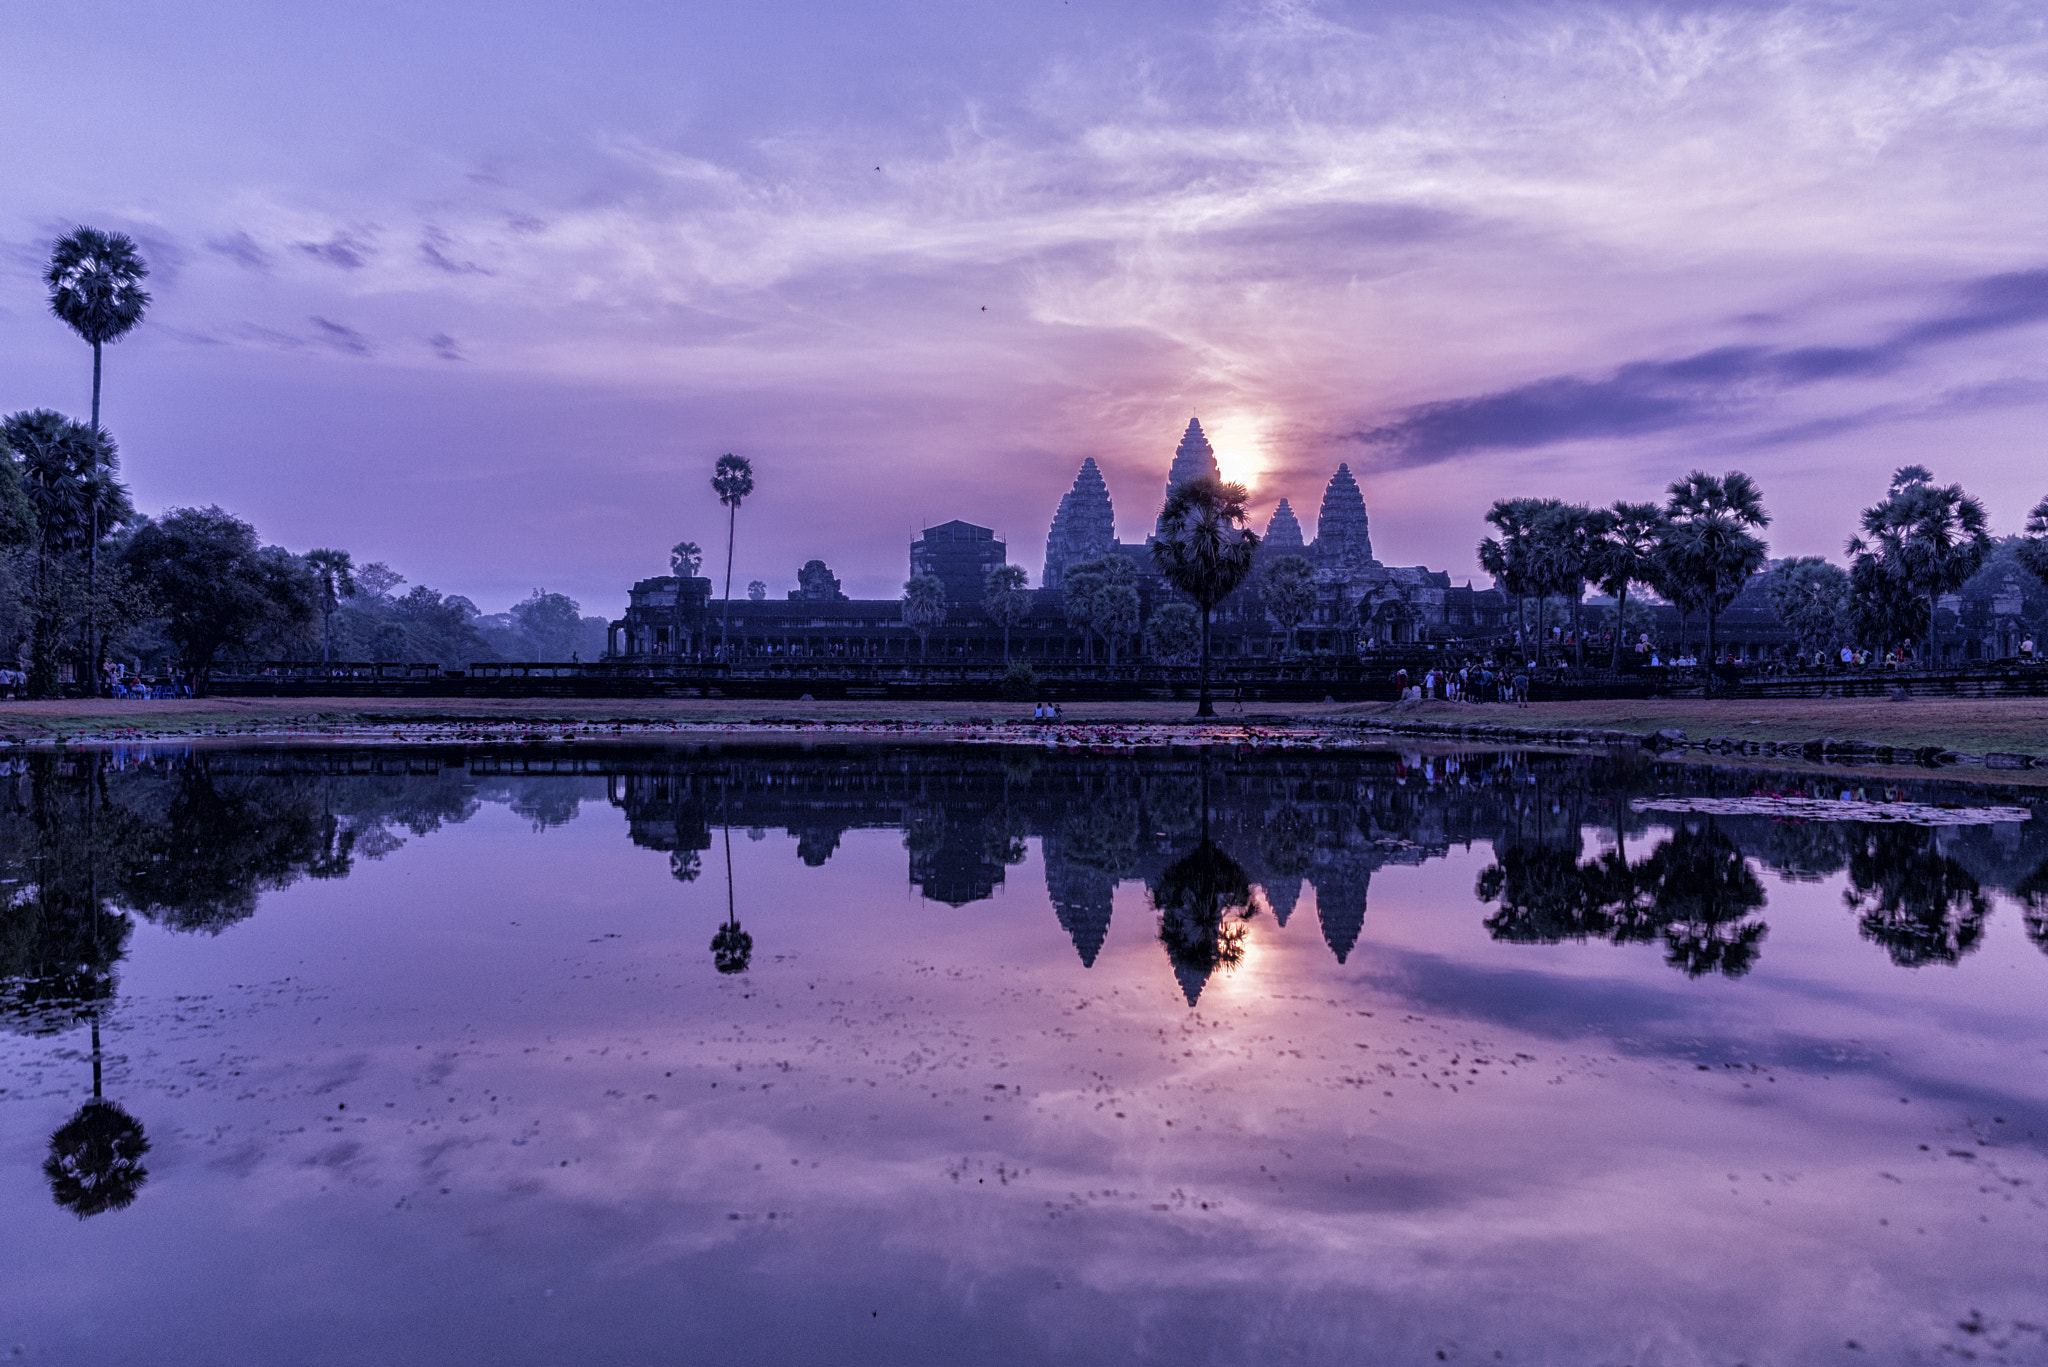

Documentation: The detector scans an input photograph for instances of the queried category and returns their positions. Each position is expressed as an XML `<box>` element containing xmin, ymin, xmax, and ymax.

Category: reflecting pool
<box><xmin>3</xmin><ymin>743</ymin><xmax>2047</xmax><ymax>1365</ymax></box>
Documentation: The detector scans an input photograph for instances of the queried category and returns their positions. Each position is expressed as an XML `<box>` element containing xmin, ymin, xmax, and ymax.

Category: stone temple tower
<box><xmin>1261</xmin><ymin>498</ymin><xmax>1306</xmax><ymax>557</ymax></box>
<box><xmin>1165</xmin><ymin>418</ymin><xmax>1220</xmax><ymax>501</ymax></box>
<box><xmin>1312</xmin><ymin>463</ymin><xmax>1374</xmax><ymax>570</ymax></box>
<box><xmin>1043</xmin><ymin>457</ymin><xmax>1117</xmax><ymax>590</ymax></box>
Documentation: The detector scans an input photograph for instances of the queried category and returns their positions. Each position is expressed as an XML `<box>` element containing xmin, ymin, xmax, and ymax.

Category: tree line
<box><xmin>3</xmin><ymin>227</ymin><xmax>606</xmax><ymax>696</ymax></box>
<box><xmin>1477</xmin><ymin>463</ymin><xmax>2048</xmax><ymax>676</ymax></box>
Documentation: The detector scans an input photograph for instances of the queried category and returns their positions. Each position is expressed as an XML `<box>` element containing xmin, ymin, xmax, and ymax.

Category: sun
<box><xmin>1197</xmin><ymin>412</ymin><xmax>1277</xmax><ymax>492</ymax></box>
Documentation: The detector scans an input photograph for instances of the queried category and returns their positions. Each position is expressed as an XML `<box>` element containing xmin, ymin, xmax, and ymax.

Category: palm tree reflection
<box><xmin>45</xmin><ymin>1016</ymin><xmax>149</xmax><ymax>1218</ymax></box>
<box><xmin>1845</xmin><ymin>827</ymin><xmax>1989</xmax><ymax>967</ymax></box>
<box><xmin>1479</xmin><ymin>821</ymin><xmax>1768</xmax><ymax>978</ymax></box>
<box><xmin>1152</xmin><ymin>839</ymin><xmax>1257</xmax><ymax>1006</ymax></box>
<box><xmin>711</xmin><ymin>794</ymin><xmax>752</xmax><ymax>976</ymax></box>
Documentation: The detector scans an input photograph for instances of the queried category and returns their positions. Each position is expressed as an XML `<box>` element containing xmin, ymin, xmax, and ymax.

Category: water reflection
<box><xmin>1478</xmin><ymin>823</ymin><xmax>1769</xmax><ymax>978</ymax></box>
<box><xmin>4</xmin><ymin>744</ymin><xmax>2047</xmax><ymax>1361</ymax></box>
<box><xmin>1</xmin><ymin>745</ymin><xmax>2044</xmax><ymax>1014</ymax></box>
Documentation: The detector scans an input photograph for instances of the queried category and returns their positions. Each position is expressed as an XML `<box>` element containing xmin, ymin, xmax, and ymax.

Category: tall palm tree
<box><xmin>982</xmin><ymin>563</ymin><xmax>1030</xmax><ymax>663</ymax></box>
<box><xmin>1846</xmin><ymin>468</ymin><xmax>1990</xmax><ymax>666</ymax></box>
<box><xmin>45</xmin><ymin>228</ymin><xmax>151</xmax><ymax>433</ymax></box>
<box><xmin>1151</xmin><ymin>475</ymin><xmax>1259</xmax><ymax>717</ymax></box>
<box><xmin>305</xmin><ymin>549</ymin><xmax>357</xmax><ymax>663</ymax></box>
<box><xmin>1659</xmin><ymin>471</ymin><xmax>1770</xmax><ymax>692</ymax></box>
<box><xmin>1478</xmin><ymin>498</ymin><xmax>1546</xmax><ymax>661</ymax></box>
<box><xmin>1596</xmin><ymin>501</ymin><xmax>1667</xmax><ymax>670</ymax></box>
<box><xmin>710</xmin><ymin>454</ymin><xmax>754</xmax><ymax>659</ymax></box>
<box><xmin>902</xmin><ymin>574</ymin><xmax>947</xmax><ymax>660</ymax></box>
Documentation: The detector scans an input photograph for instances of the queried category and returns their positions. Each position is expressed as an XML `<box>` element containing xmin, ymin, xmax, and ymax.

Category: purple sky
<box><xmin>6</xmin><ymin>0</ymin><xmax>2048</xmax><ymax>615</ymax></box>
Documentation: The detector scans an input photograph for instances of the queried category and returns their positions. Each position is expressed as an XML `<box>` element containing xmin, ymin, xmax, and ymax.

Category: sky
<box><xmin>5</xmin><ymin>0</ymin><xmax>2048</xmax><ymax>614</ymax></box>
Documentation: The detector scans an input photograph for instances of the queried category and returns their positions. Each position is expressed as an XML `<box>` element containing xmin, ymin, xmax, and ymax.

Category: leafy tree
<box><xmin>901</xmin><ymin>574</ymin><xmax>946</xmax><ymax>660</ymax></box>
<box><xmin>45</xmin><ymin>227</ymin><xmax>151</xmax><ymax>431</ymax></box>
<box><xmin>510</xmin><ymin>590</ymin><xmax>586</xmax><ymax>660</ymax></box>
<box><xmin>1145</xmin><ymin>601</ymin><xmax>1200</xmax><ymax>665</ymax></box>
<box><xmin>747</xmin><ymin>579</ymin><xmax>767</xmax><ymax>602</ymax></box>
<box><xmin>120</xmin><ymin>507</ymin><xmax>318</xmax><ymax>693</ymax></box>
<box><xmin>670</xmin><ymin>541</ymin><xmax>702</xmax><ymax>577</ymax></box>
<box><xmin>1151</xmin><ymin>475</ymin><xmax>1260</xmax><ymax>717</ymax></box>
<box><xmin>710</xmin><ymin>453</ymin><xmax>754</xmax><ymax>656</ymax></box>
<box><xmin>0</xmin><ymin>422</ymin><xmax>37</xmax><ymax>551</ymax></box>
<box><xmin>1596</xmin><ymin>501</ymin><xmax>1667</xmax><ymax>669</ymax></box>
<box><xmin>3</xmin><ymin>412</ymin><xmax>129</xmax><ymax>696</ymax></box>
<box><xmin>304</xmin><ymin>548</ymin><xmax>356</xmax><ymax>663</ymax></box>
<box><xmin>1766</xmin><ymin>557</ymin><xmax>1851</xmax><ymax>661</ymax></box>
<box><xmin>1258</xmin><ymin>554</ymin><xmax>1316</xmax><ymax>656</ymax></box>
<box><xmin>1846</xmin><ymin>467</ymin><xmax>1990</xmax><ymax>665</ymax></box>
<box><xmin>1658</xmin><ymin>471</ymin><xmax>1770</xmax><ymax>687</ymax></box>
<box><xmin>2014</xmin><ymin>496</ymin><xmax>2048</xmax><ymax>586</ymax></box>
<box><xmin>1062</xmin><ymin>555</ymin><xmax>1139</xmax><ymax>664</ymax></box>
<box><xmin>1847</xmin><ymin>555</ymin><xmax>1924</xmax><ymax>655</ymax></box>
<box><xmin>982</xmin><ymin>563</ymin><xmax>1031</xmax><ymax>663</ymax></box>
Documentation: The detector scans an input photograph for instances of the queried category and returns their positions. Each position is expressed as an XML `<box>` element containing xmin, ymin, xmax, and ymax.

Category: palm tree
<box><xmin>1478</xmin><ymin>498</ymin><xmax>1546</xmax><ymax>661</ymax></box>
<box><xmin>305</xmin><ymin>549</ymin><xmax>357</xmax><ymax>664</ymax></box>
<box><xmin>1596</xmin><ymin>501</ymin><xmax>1667</xmax><ymax>670</ymax></box>
<box><xmin>45</xmin><ymin>228</ymin><xmax>151</xmax><ymax>433</ymax></box>
<box><xmin>1846</xmin><ymin>468</ymin><xmax>1990</xmax><ymax>666</ymax></box>
<box><xmin>1534</xmin><ymin>502</ymin><xmax>1607</xmax><ymax>667</ymax></box>
<box><xmin>710</xmin><ymin>453</ymin><xmax>754</xmax><ymax>658</ymax></box>
<box><xmin>982</xmin><ymin>564</ymin><xmax>1030</xmax><ymax>663</ymax></box>
<box><xmin>901</xmin><ymin>574</ymin><xmax>947</xmax><ymax>660</ymax></box>
<box><xmin>1151</xmin><ymin>476</ymin><xmax>1260</xmax><ymax>717</ymax></box>
<box><xmin>1659</xmin><ymin>471</ymin><xmax>1770</xmax><ymax>692</ymax></box>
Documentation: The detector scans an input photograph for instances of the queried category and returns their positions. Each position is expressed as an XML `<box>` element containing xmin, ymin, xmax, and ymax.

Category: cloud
<box><xmin>1351</xmin><ymin>269</ymin><xmax>2048</xmax><ymax>466</ymax></box>
<box><xmin>427</xmin><ymin>333</ymin><xmax>465</xmax><ymax>361</ymax></box>
<box><xmin>205</xmin><ymin>231</ymin><xmax>271</xmax><ymax>271</ymax></box>
<box><xmin>297</xmin><ymin>231</ymin><xmax>375</xmax><ymax>269</ymax></box>
<box><xmin>418</xmin><ymin>226</ymin><xmax>492</xmax><ymax>275</ymax></box>
<box><xmin>310</xmin><ymin>317</ymin><xmax>372</xmax><ymax>355</ymax></box>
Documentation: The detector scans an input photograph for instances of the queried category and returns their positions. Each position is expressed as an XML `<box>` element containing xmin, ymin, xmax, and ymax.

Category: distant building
<box><xmin>910</xmin><ymin>521</ymin><xmax>1005</xmax><ymax>604</ymax></box>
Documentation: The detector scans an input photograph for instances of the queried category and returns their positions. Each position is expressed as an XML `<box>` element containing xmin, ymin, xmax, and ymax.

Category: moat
<box><xmin>3</xmin><ymin>743</ymin><xmax>2045</xmax><ymax>1364</ymax></box>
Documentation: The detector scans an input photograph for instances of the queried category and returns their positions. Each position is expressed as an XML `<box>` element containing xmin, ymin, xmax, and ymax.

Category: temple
<box><xmin>608</xmin><ymin>417</ymin><xmax>1521</xmax><ymax>662</ymax></box>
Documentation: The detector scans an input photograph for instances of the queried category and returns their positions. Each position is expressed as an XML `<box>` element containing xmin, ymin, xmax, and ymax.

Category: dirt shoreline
<box><xmin>5</xmin><ymin>694</ymin><xmax>2048</xmax><ymax>782</ymax></box>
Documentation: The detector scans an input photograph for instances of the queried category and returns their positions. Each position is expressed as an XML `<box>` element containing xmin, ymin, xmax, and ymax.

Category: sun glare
<box><xmin>1199</xmin><ymin>412</ymin><xmax>1275</xmax><ymax>493</ymax></box>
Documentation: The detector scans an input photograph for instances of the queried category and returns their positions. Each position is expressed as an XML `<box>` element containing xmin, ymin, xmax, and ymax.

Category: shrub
<box><xmin>999</xmin><ymin>662</ymin><xmax>1039</xmax><ymax>701</ymax></box>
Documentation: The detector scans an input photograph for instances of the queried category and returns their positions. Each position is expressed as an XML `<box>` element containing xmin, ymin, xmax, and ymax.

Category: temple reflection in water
<box><xmin>4</xmin><ymin>744</ymin><xmax>2045</xmax><ymax>1033</ymax></box>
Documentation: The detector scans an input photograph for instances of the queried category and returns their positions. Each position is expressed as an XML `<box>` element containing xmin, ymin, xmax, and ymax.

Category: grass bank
<box><xmin>3</xmin><ymin>693</ymin><xmax>2046</xmax><ymax>757</ymax></box>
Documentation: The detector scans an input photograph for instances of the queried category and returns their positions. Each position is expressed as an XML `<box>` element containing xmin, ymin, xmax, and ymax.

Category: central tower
<box><xmin>1165</xmin><ymin>418</ymin><xmax>1220</xmax><ymax>500</ymax></box>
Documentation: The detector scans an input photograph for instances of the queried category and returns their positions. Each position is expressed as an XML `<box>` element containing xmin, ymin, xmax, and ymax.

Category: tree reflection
<box><xmin>712</xmin><ymin>796</ymin><xmax>752</xmax><ymax>975</ymax></box>
<box><xmin>44</xmin><ymin>1018</ymin><xmax>150</xmax><ymax>1218</ymax></box>
<box><xmin>1152</xmin><ymin>840</ymin><xmax>1256</xmax><ymax>1006</ymax></box>
<box><xmin>1478</xmin><ymin>822</ymin><xmax>1767</xmax><ymax>978</ymax></box>
<box><xmin>1633</xmin><ymin>825</ymin><xmax>1769</xmax><ymax>978</ymax></box>
<box><xmin>1845</xmin><ymin>826</ymin><xmax>1989</xmax><ymax>967</ymax></box>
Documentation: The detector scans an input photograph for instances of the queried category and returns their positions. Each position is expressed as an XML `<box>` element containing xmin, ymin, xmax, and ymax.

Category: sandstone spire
<box><xmin>1312</xmin><ymin>463</ymin><xmax>1374</xmax><ymax>569</ymax></box>
<box><xmin>1043</xmin><ymin>457</ymin><xmax>1116</xmax><ymax>589</ymax></box>
<box><xmin>1262</xmin><ymin>497</ymin><xmax>1306</xmax><ymax>554</ymax></box>
<box><xmin>1165</xmin><ymin>418</ymin><xmax>1220</xmax><ymax>501</ymax></box>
